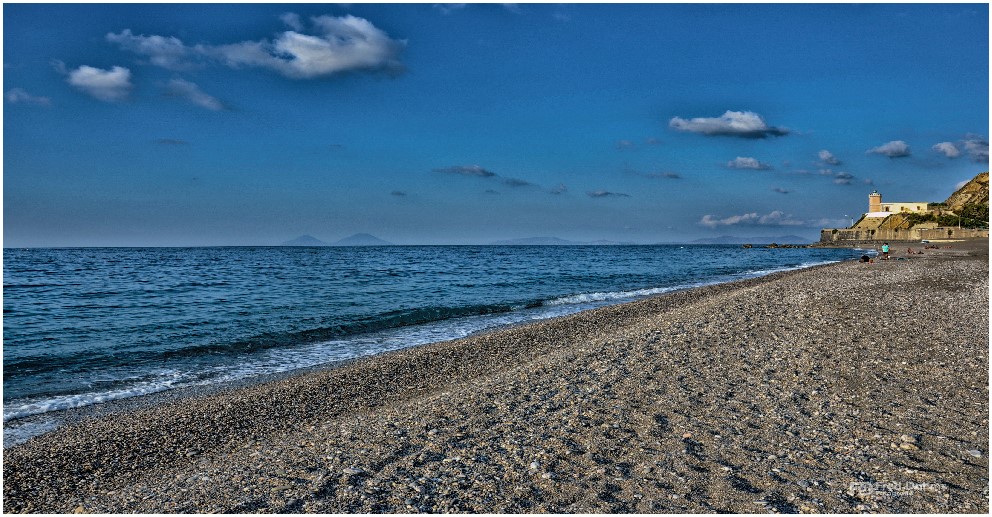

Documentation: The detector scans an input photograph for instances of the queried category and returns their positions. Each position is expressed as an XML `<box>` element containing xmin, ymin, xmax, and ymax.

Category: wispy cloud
<box><xmin>699</xmin><ymin>210</ymin><xmax>804</xmax><ymax>228</ymax></box>
<box><xmin>390</xmin><ymin>190</ymin><xmax>407</xmax><ymax>197</ymax></box>
<box><xmin>279</xmin><ymin>12</ymin><xmax>304</xmax><ymax>31</ymax></box>
<box><xmin>5</xmin><ymin>88</ymin><xmax>51</xmax><ymax>106</ymax></box>
<box><xmin>963</xmin><ymin>134</ymin><xmax>989</xmax><ymax>163</ymax></box>
<box><xmin>433</xmin><ymin>165</ymin><xmax>497</xmax><ymax>177</ymax></box>
<box><xmin>63</xmin><ymin>64</ymin><xmax>132</xmax><ymax>102</ymax></box>
<box><xmin>108</xmin><ymin>14</ymin><xmax>405</xmax><ymax>80</ymax></box>
<box><xmin>867</xmin><ymin>140</ymin><xmax>911</xmax><ymax>158</ymax></box>
<box><xmin>772</xmin><ymin>187</ymin><xmax>791</xmax><ymax>194</ymax></box>
<box><xmin>549</xmin><ymin>183</ymin><xmax>568</xmax><ymax>195</ymax></box>
<box><xmin>726</xmin><ymin>156</ymin><xmax>772</xmax><ymax>170</ymax></box>
<box><xmin>669</xmin><ymin>110</ymin><xmax>788</xmax><ymax>139</ymax></box>
<box><xmin>587</xmin><ymin>190</ymin><xmax>630</xmax><ymax>198</ymax></box>
<box><xmin>433</xmin><ymin>4</ymin><xmax>467</xmax><ymax>15</ymax></box>
<box><xmin>164</xmin><ymin>78</ymin><xmax>225</xmax><ymax>111</ymax></box>
<box><xmin>106</xmin><ymin>29</ymin><xmax>198</xmax><ymax>71</ymax></box>
<box><xmin>502</xmin><ymin>177</ymin><xmax>536</xmax><ymax>188</ymax></box>
<box><xmin>818</xmin><ymin>149</ymin><xmax>841</xmax><ymax>165</ymax></box>
<box><xmin>615</xmin><ymin>139</ymin><xmax>635</xmax><ymax>150</ymax></box>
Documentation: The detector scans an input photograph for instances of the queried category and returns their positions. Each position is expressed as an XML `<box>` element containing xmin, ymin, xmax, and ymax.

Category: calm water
<box><xmin>3</xmin><ymin>245</ymin><xmax>862</xmax><ymax>442</ymax></box>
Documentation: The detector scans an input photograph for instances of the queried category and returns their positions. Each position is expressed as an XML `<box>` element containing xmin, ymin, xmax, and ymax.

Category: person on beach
<box><xmin>881</xmin><ymin>242</ymin><xmax>890</xmax><ymax>259</ymax></box>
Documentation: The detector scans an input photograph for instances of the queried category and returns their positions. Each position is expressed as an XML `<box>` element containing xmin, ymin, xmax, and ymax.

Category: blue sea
<box><xmin>2</xmin><ymin>245</ymin><xmax>863</xmax><ymax>444</ymax></box>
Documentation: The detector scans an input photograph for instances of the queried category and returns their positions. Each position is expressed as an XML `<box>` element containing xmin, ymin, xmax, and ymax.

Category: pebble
<box><xmin>2</xmin><ymin>254</ymin><xmax>987</xmax><ymax>514</ymax></box>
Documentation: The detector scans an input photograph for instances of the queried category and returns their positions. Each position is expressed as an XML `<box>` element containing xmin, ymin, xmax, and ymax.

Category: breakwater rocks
<box><xmin>3</xmin><ymin>249</ymin><xmax>988</xmax><ymax>513</ymax></box>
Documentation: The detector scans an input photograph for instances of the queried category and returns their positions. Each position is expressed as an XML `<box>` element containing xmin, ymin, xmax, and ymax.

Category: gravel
<box><xmin>3</xmin><ymin>241</ymin><xmax>988</xmax><ymax>513</ymax></box>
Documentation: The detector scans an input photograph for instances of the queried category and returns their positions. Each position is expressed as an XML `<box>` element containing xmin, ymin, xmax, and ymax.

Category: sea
<box><xmin>2</xmin><ymin>245</ymin><xmax>865</xmax><ymax>445</ymax></box>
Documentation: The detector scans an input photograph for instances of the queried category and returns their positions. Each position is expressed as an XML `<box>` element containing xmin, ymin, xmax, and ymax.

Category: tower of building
<box><xmin>868</xmin><ymin>190</ymin><xmax>882</xmax><ymax>213</ymax></box>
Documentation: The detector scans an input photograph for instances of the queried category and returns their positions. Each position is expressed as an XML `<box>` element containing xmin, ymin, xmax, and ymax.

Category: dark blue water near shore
<box><xmin>3</xmin><ymin>245</ymin><xmax>862</xmax><ymax>427</ymax></box>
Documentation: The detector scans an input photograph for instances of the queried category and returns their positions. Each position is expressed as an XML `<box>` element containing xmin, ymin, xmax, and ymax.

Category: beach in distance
<box><xmin>2</xmin><ymin>240</ymin><xmax>988</xmax><ymax>513</ymax></box>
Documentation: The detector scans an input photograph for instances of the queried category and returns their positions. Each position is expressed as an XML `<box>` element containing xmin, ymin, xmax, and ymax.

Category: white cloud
<box><xmin>726</xmin><ymin>156</ymin><xmax>771</xmax><ymax>170</ymax></box>
<box><xmin>433</xmin><ymin>4</ymin><xmax>467</xmax><ymax>15</ymax></box>
<box><xmin>818</xmin><ymin>149</ymin><xmax>840</xmax><ymax>165</ymax></box>
<box><xmin>66</xmin><ymin>65</ymin><xmax>132</xmax><ymax>102</ymax></box>
<box><xmin>108</xmin><ymin>15</ymin><xmax>404</xmax><ymax>80</ymax></box>
<box><xmin>669</xmin><ymin>110</ymin><xmax>788</xmax><ymax>138</ymax></box>
<box><xmin>165</xmin><ymin>78</ymin><xmax>224</xmax><ymax>111</ymax></box>
<box><xmin>963</xmin><ymin>135</ymin><xmax>989</xmax><ymax>163</ymax></box>
<box><xmin>280</xmin><ymin>12</ymin><xmax>303</xmax><ymax>31</ymax></box>
<box><xmin>699</xmin><ymin>210</ymin><xmax>804</xmax><ymax>228</ymax></box>
<box><xmin>867</xmin><ymin>140</ymin><xmax>911</xmax><ymax>158</ymax></box>
<box><xmin>107</xmin><ymin>29</ymin><xmax>195</xmax><ymax>71</ymax></box>
<box><xmin>5</xmin><ymin>88</ymin><xmax>51</xmax><ymax>106</ymax></box>
<box><xmin>208</xmin><ymin>15</ymin><xmax>405</xmax><ymax>79</ymax></box>
<box><xmin>932</xmin><ymin>141</ymin><xmax>961</xmax><ymax>158</ymax></box>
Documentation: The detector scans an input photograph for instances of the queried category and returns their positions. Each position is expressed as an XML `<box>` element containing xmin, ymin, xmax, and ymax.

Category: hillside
<box><xmin>945</xmin><ymin>172</ymin><xmax>989</xmax><ymax>210</ymax></box>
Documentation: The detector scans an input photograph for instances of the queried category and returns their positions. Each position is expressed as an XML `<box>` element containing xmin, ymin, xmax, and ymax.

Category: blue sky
<box><xmin>3</xmin><ymin>2</ymin><xmax>989</xmax><ymax>246</ymax></box>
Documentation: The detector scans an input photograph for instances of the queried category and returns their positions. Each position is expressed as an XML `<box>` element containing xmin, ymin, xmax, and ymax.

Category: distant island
<box><xmin>281</xmin><ymin>233</ymin><xmax>393</xmax><ymax>246</ymax></box>
<box><xmin>490</xmin><ymin>237</ymin><xmax>636</xmax><ymax>246</ymax></box>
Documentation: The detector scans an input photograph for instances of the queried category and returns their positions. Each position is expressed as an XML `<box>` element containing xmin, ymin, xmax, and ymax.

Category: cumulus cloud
<box><xmin>5</xmin><ymin>88</ymin><xmax>51</xmax><ymax>106</ymax></box>
<box><xmin>932</xmin><ymin>141</ymin><xmax>960</xmax><ymax>158</ymax></box>
<box><xmin>699</xmin><ymin>210</ymin><xmax>804</xmax><ymax>228</ymax></box>
<box><xmin>65</xmin><ymin>65</ymin><xmax>132</xmax><ymax>102</ymax></box>
<box><xmin>818</xmin><ymin>149</ymin><xmax>841</xmax><ymax>165</ymax></box>
<box><xmin>726</xmin><ymin>156</ymin><xmax>772</xmax><ymax>170</ymax></box>
<box><xmin>207</xmin><ymin>15</ymin><xmax>405</xmax><ymax>79</ymax></box>
<box><xmin>587</xmin><ymin>190</ymin><xmax>630</xmax><ymax>198</ymax></box>
<box><xmin>433</xmin><ymin>165</ymin><xmax>497</xmax><ymax>177</ymax></box>
<box><xmin>867</xmin><ymin>140</ymin><xmax>911</xmax><ymax>158</ymax></box>
<box><xmin>107</xmin><ymin>29</ymin><xmax>196</xmax><ymax>71</ymax></box>
<box><xmin>164</xmin><ymin>78</ymin><xmax>224</xmax><ymax>111</ymax></box>
<box><xmin>963</xmin><ymin>135</ymin><xmax>989</xmax><ymax>163</ymax></box>
<box><xmin>109</xmin><ymin>14</ymin><xmax>405</xmax><ymax>80</ymax></box>
<box><xmin>669</xmin><ymin>110</ymin><xmax>788</xmax><ymax>139</ymax></box>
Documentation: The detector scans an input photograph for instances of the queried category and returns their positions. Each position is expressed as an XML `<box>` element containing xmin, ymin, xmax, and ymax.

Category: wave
<box><xmin>3</xmin><ymin>256</ymin><xmax>849</xmax><ymax>428</ymax></box>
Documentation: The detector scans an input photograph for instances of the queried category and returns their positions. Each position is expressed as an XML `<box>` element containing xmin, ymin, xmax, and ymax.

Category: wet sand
<box><xmin>3</xmin><ymin>240</ymin><xmax>988</xmax><ymax>513</ymax></box>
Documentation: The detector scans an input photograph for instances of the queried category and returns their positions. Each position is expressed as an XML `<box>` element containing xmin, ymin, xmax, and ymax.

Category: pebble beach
<box><xmin>3</xmin><ymin>240</ymin><xmax>988</xmax><ymax>513</ymax></box>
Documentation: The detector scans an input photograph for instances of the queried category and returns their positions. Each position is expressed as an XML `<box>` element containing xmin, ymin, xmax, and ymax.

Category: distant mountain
<box><xmin>489</xmin><ymin>237</ymin><xmax>636</xmax><ymax>245</ymax></box>
<box><xmin>332</xmin><ymin>233</ymin><xmax>393</xmax><ymax>246</ymax></box>
<box><xmin>282</xmin><ymin>234</ymin><xmax>329</xmax><ymax>246</ymax></box>
<box><xmin>690</xmin><ymin>235</ymin><xmax>813</xmax><ymax>245</ymax></box>
<box><xmin>490</xmin><ymin>237</ymin><xmax>579</xmax><ymax>245</ymax></box>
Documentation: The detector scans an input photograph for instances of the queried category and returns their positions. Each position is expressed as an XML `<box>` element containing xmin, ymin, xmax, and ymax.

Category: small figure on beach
<box><xmin>860</xmin><ymin>254</ymin><xmax>871</xmax><ymax>263</ymax></box>
<box><xmin>881</xmin><ymin>242</ymin><xmax>890</xmax><ymax>259</ymax></box>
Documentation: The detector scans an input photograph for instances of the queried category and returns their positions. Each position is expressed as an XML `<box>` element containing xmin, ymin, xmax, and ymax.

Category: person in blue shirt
<box><xmin>881</xmin><ymin>242</ymin><xmax>890</xmax><ymax>259</ymax></box>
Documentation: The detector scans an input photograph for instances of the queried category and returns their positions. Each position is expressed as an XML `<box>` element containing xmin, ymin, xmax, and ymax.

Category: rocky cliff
<box><xmin>945</xmin><ymin>172</ymin><xmax>989</xmax><ymax>210</ymax></box>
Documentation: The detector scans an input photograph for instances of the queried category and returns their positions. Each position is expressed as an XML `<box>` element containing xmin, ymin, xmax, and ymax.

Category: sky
<box><xmin>2</xmin><ymin>1</ymin><xmax>989</xmax><ymax>246</ymax></box>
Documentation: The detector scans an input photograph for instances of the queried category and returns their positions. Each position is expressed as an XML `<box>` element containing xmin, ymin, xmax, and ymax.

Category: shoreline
<box><xmin>1</xmin><ymin>251</ymin><xmax>855</xmax><ymax>447</ymax></box>
<box><xmin>3</xmin><ymin>240</ymin><xmax>988</xmax><ymax>513</ymax></box>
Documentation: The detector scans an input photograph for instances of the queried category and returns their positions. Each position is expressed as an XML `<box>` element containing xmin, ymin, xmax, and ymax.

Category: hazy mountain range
<box><xmin>281</xmin><ymin>234</ymin><xmax>393</xmax><ymax>246</ymax></box>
